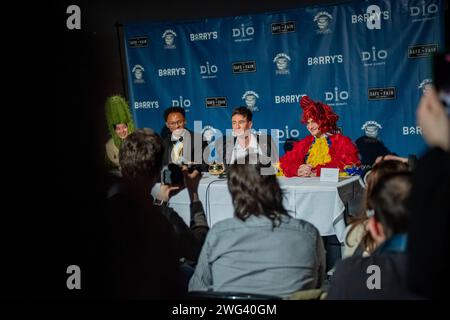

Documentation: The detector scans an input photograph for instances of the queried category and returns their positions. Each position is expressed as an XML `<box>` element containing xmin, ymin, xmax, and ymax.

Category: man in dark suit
<box><xmin>162</xmin><ymin>106</ymin><xmax>209</xmax><ymax>171</ymax></box>
<box><xmin>216</xmin><ymin>107</ymin><xmax>278</xmax><ymax>171</ymax></box>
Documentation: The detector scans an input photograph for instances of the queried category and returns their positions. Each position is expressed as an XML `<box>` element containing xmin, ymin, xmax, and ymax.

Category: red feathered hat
<box><xmin>300</xmin><ymin>95</ymin><xmax>339</xmax><ymax>134</ymax></box>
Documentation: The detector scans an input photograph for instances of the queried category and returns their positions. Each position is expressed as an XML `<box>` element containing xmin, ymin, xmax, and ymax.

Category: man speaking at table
<box><xmin>216</xmin><ymin>106</ymin><xmax>278</xmax><ymax>171</ymax></box>
<box><xmin>162</xmin><ymin>106</ymin><xmax>209</xmax><ymax>171</ymax></box>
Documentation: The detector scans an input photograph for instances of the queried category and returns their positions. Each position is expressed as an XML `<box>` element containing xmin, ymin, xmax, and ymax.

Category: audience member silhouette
<box><xmin>189</xmin><ymin>156</ymin><xmax>325</xmax><ymax>297</ymax></box>
<box><xmin>328</xmin><ymin>172</ymin><xmax>419</xmax><ymax>299</ymax></box>
<box><xmin>407</xmin><ymin>87</ymin><xmax>450</xmax><ymax>299</ymax></box>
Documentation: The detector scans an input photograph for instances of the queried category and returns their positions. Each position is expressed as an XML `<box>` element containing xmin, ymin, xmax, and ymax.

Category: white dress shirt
<box><xmin>230</xmin><ymin>133</ymin><xmax>263</xmax><ymax>164</ymax></box>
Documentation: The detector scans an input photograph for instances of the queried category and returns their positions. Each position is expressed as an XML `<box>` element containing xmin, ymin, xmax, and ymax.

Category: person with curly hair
<box><xmin>280</xmin><ymin>96</ymin><xmax>360</xmax><ymax>177</ymax></box>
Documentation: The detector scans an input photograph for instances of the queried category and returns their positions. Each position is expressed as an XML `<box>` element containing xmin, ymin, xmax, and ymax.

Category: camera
<box><xmin>161</xmin><ymin>163</ymin><xmax>202</xmax><ymax>185</ymax></box>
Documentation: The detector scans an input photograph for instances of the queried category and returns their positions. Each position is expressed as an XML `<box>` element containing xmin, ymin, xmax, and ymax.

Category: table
<box><xmin>151</xmin><ymin>174</ymin><xmax>364</xmax><ymax>243</ymax></box>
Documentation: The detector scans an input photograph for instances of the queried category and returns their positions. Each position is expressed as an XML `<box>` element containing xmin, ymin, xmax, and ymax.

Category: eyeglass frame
<box><xmin>167</xmin><ymin>119</ymin><xmax>185</xmax><ymax>127</ymax></box>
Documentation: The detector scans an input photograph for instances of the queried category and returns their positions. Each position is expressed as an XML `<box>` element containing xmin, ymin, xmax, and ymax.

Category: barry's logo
<box><xmin>132</xmin><ymin>65</ymin><xmax>145</xmax><ymax>84</ymax></box>
<box><xmin>273</xmin><ymin>53</ymin><xmax>291</xmax><ymax>75</ymax></box>
<box><xmin>242</xmin><ymin>91</ymin><xmax>259</xmax><ymax>112</ymax></box>
<box><xmin>314</xmin><ymin>11</ymin><xmax>332</xmax><ymax>34</ymax></box>
<box><xmin>134</xmin><ymin>100</ymin><xmax>159</xmax><ymax>109</ymax></box>
<box><xmin>361</xmin><ymin>120</ymin><xmax>382</xmax><ymax>138</ymax></box>
<box><xmin>351</xmin><ymin>4</ymin><xmax>390</xmax><ymax>30</ymax></box>
<box><xmin>202</xmin><ymin>125</ymin><xmax>220</xmax><ymax>163</ymax></box>
<box><xmin>403</xmin><ymin>126</ymin><xmax>422</xmax><ymax>135</ymax></box>
<box><xmin>418</xmin><ymin>79</ymin><xmax>433</xmax><ymax>95</ymax></box>
<box><xmin>162</xmin><ymin>29</ymin><xmax>177</xmax><ymax>49</ymax></box>
<box><xmin>190</xmin><ymin>31</ymin><xmax>218</xmax><ymax>41</ymax></box>
<box><xmin>307</xmin><ymin>54</ymin><xmax>343</xmax><ymax>65</ymax></box>
<box><xmin>202</xmin><ymin>125</ymin><xmax>218</xmax><ymax>143</ymax></box>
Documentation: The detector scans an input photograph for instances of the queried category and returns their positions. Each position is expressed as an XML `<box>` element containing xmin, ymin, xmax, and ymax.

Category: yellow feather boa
<box><xmin>306</xmin><ymin>136</ymin><xmax>331</xmax><ymax>168</ymax></box>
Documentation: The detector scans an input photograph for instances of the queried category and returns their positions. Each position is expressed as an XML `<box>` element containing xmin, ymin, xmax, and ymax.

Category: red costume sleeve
<box><xmin>314</xmin><ymin>134</ymin><xmax>361</xmax><ymax>176</ymax></box>
<box><xmin>279</xmin><ymin>135</ymin><xmax>314</xmax><ymax>177</ymax></box>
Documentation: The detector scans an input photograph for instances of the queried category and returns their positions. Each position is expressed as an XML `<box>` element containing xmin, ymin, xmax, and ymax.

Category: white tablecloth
<box><xmin>151</xmin><ymin>174</ymin><xmax>363</xmax><ymax>243</ymax></box>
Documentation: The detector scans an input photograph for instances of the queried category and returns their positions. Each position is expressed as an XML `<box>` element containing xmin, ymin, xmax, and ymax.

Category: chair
<box><xmin>188</xmin><ymin>291</ymin><xmax>282</xmax><ymax>300</ymax></box>
<box><xmin>286</xmin><ymin>289</ymin><xmax>327</xmax><ymax>300</ymax></box>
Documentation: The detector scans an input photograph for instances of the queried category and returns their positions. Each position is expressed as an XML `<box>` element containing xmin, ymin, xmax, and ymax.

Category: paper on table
<box><xmin>320</xmin><ymin>168</ymin><xmax>339</xmax><ymax>182</ymax></box>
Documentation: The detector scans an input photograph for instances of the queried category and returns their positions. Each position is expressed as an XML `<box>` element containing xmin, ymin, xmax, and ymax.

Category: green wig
<box><xmin>105</xmin><ymin>95</ymin><xmax>135</xmax><ymax>149</ymax></box>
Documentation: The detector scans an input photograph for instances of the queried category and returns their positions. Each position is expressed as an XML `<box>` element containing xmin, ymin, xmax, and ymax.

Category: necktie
<box><xmin>171</xmin><ymin>140</ymin><xmax>183</xmax><ymax>164</ymax></box>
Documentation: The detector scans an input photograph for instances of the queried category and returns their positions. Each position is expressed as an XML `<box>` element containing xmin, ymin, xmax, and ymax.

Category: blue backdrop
<box><xmin>122</xmin><ymin>0</ymin><xmax>445</xmax><ymax>157</ymax></box>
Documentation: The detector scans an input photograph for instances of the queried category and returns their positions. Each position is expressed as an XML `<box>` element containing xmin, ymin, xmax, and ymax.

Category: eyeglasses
<box><xmin>168</xmin><ymin>120</ymin><xmax>184</xmax><ymax>127</ymax></box>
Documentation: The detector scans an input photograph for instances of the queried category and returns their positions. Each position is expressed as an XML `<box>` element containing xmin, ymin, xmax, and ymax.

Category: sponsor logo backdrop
<box><xmin>123</xmin><ymin>0</ymin><xmax>444</xmax><ymax>157</ymax></box>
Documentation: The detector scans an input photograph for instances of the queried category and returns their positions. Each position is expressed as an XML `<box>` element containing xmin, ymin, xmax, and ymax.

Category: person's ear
<box><xmin>165</xmin><ymin>122</ymin><xmax>170</xmax><ymax>129</ymax></box>
<box><xmin>248</xmin><ymin>121</ymin><xmax>253</xmax><ymax>129</ymax></box>
<box><xmin>367</xmin><ymin>216</ymin><xmax>385</xmax><ymax>245</ymax></box>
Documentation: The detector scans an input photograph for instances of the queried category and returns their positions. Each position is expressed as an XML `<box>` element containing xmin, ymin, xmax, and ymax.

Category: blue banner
<box><xmin>123</xmin><ymin>0</ymin><xmax>445</xmax><ymax>158</ymax></box>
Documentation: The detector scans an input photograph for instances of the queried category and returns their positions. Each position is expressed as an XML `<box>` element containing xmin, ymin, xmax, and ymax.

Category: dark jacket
<box><xmin>106</xmin><ymin>177</ymin><xmax>209</xmax><ymax>263</ymax></box>
<box><xmin>407</xmin><ymin>147</ymin><xmax>450</xmax><ymax>299</ymax></box>
<box><xmin>162</xmin><ymin>129</ymin><xmax>209</xmax><ymax>171</ymax></box>
<box><xmin>327</xmin><ymin>234</ymin><xmax>420</xmax><ymax>300</ymax></box>
<box><xmin>102</xmin><ymin>178</ymin><xmax>180</xmax><ymax>298</ymax></box>
<box><xmin>159</xmin><ymin>201</ymin><xmax>209</xmax><ymax>263</ymax></box>
<box><xmin>215</xmin><ymin>133</ymin><xmax>278</xmax><ymax>165</ymax></box>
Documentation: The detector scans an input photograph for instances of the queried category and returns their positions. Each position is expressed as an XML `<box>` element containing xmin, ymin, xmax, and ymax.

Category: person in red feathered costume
<box><xmin>280</xmin><ymin>96</ymin><xmax>361</xmax><ymax>177</ymax></box>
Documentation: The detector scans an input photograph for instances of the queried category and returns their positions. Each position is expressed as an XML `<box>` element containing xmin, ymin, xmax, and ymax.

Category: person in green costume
<box><xmin>105</xmin><ymin>95</ymin><xmax>135</xmax><ymax>169</ymax></box>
